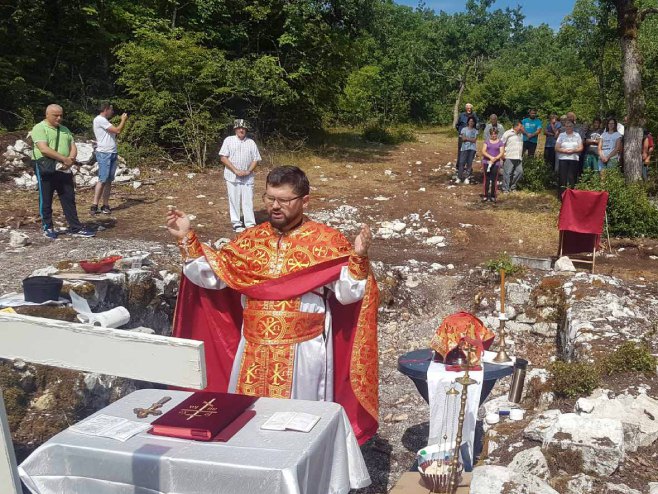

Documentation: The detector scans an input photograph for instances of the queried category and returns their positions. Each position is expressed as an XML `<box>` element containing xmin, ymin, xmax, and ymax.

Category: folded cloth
<box><xmin>427</xmin><ymin>360</ymin><xmax>483</xmax><ymax>471</ymax></box>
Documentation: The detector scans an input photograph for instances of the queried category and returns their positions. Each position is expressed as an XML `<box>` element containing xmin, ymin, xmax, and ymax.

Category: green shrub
<box><xmin>361</xmin><ymin>122</ymin><xmax>416</xmax><ymax>144</ymax></box>
<box><xmin>518</xmin><ymin>155</ymin><xmax>556</xmax><ymax>192</ymax></box>
<box><xmin>577</xmin><ymin>168</ymin><xmax>658</xmax><ymax>237</ymax></box>
<box><xmin>600</xmin><ymin>341</ymin><xmax>656</xmax><ymax>376</ymax></box>
<box><xmin>548</xmin><ymin>360</ymin><xmax>600</xmax><ymax>399</ymax></box>
<box><xmin>484</xmin><ymin>252</ymin><xmax>521</xmax><ymax>275</ymax></box>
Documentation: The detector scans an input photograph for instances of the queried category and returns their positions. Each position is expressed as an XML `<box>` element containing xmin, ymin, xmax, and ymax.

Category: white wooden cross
<box><xmin>0</xmin><ymin>312</ymin><xmax>206</xmax><ymax>494</ymax></box>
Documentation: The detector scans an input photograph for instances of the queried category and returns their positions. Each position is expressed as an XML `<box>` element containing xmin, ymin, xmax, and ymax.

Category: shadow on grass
<box><xmin>306</xmin><ymin>129</ymin><xmax>396</xmax><ymax>163</ymax></box>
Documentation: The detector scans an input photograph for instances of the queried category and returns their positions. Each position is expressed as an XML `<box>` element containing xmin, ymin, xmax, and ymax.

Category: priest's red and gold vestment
<box><xmin>173</xmin><ymin>220</ymin><xmax>379</xmax><ymax>444</ymax></box>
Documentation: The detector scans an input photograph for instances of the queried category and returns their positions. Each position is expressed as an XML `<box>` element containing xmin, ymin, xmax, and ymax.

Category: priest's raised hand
<box><xmin>354</xmin><ymin>224</ymin><xmax>372</xmax><ymax>257</ymax></box>
<box><xmin>166</xmin><ymin>208</ymin><xmax>191</xmax><ymax>240</ymax></box>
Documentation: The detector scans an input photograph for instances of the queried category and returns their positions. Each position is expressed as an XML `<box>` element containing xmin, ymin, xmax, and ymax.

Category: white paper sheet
<box><xmin>261</xmin><ymin>412</ymin><xmax>321</xmax><ymax>433</ymax></box>
<box><xmin>70</xmin><ymin>414</ymin><xmax>151</xmax><ymax>442</ymax></box>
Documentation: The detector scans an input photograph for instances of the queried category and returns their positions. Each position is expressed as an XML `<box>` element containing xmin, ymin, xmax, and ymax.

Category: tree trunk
<box><xmin>452</xmin><ymin>78</ymin><xmax>466</xmax><ymax>129</ymax></box>
<box><xmin>616</xmin><ymin>0</ymin><xmax>645</xmax><ymax>182</ymax></box>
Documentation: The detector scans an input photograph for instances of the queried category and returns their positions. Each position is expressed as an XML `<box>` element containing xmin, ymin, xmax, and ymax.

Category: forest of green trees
<box><xmin>1</xmin><ymin>0</ymin><xmax>658</xmax><ymax>167</ymax></box>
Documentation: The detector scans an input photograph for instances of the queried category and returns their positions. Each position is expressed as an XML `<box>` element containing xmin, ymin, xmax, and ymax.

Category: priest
<box><xmin>166</xmin><ymin>165</ymin><xmax>379</xmax><ymax>444</ymax></box>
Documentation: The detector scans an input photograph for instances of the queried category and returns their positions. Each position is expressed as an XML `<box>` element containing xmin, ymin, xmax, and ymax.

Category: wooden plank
<box><xmin>0</xmin><ymin>390</ymin><xmax>21</xmax><ymax>494</ymax></box>
<box><xmin>0</xmin><ymin>313</ymin><xmax>206</xmax><ymax>390</ymax></box>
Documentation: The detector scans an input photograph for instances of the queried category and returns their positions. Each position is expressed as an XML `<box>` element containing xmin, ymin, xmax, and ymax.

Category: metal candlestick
<box><xmin>449</xmin><ymin>345</ymin><xmax>477</xmax><ymax>494</ymax></box>
<box><xmin>493</xmin><ymin>269</ymin><xmax>512</xmax><ymax>363</ymax></box>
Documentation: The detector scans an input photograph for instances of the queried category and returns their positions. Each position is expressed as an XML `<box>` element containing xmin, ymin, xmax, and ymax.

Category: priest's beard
<box><xmin>269</xmin><ymin>209</ymin><xmax>303</xmax><ymax>231</ymax></box>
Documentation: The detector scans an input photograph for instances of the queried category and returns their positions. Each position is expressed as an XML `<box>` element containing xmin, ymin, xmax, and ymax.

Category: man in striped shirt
<box><xmin>219</xmin><ymin>120</ymin><xmax>262</xmax><ymax>232</ymax></box>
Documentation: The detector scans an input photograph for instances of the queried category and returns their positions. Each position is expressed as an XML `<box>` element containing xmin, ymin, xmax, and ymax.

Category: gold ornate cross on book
<box><xmin>182</xmin><ymin>399</ymin><xmax>219</xmax><ymax>421</ymax></box>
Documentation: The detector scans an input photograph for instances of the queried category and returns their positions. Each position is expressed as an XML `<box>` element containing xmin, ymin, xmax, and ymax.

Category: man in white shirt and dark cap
<box><xmin>91</xmin><ymin>102</ymin><xmax>128</xmax><ymax>215</ymax></box>
<box><xmin>219</xmin><ymin>119</ymin><xmax>262</xmax><ymax>233</ymax></box>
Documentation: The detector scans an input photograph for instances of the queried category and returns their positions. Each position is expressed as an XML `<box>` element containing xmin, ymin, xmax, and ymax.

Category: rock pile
<box><xmin>469</xmin><ymin>268</ymin><xmax>658</xmax><ymax>493</ymax></box>
<box><xmin>2</xmin><ymin>139</ymin><xmax>31</xmax><ymax>172</ymax></box>
<box><xmin>5</xmin><ymin>138</ymin><xmax>139</xmax><ymax>189</ymax></box>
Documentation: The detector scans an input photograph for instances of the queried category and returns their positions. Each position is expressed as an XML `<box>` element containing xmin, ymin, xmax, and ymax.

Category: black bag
<box><xmin>33</xmin><ymin>126</ymin><xmax>60</xmax><ymax>177</ymax></box>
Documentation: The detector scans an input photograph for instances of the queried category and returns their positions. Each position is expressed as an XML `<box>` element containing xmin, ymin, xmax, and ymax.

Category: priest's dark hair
<box><xmin>266</xmin><ymin>166</ymin><xmax>310</xmax><ymax>196</ymax></box>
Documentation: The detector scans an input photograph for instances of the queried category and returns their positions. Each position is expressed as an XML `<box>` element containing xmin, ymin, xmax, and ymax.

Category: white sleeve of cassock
<box><xmin>329</xmin><ymin>266</ymin><xmax>367</xmax><ymax>305</ymax></box>
<box><xmin>183</xmin><ymin>257</ymin><xmax>227</xmax><ymax>290</ymax></box>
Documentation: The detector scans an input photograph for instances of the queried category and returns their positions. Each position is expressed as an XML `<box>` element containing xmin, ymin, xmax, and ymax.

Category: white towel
<box><xmin>427</xmin><ymin>360</ymin><xmax>483</xmax><ymax>469</ymax></box>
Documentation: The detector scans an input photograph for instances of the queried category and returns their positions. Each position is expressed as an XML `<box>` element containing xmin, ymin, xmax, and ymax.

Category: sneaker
<box><xmin>43</xmin><ymin>228</ymin><xmax>58</xmax><ymax>240</ymax></box>
<box><xmin>90</xmin><ymin>205</ymin><xmax>99</xmax><ymax>215</ymax></box>
<box><xmin>481</xmin><ymin>196</ymin><xmax>488</xmax><ymax>202</ymax></box>
<box><xmin>70</xmin><ymin>227</ymin><xmax>96</xmax><ymax>238</ymax></box>
<box><xmin>100</xmin><ymin>206</ymin><xmax>112</xmax><ymax>215</ymax></box>
<box><xmin>464</xmin><ymin>178</ymin><xmax>470</xmax><ymax>185</ymax></box>
<box><xmin>491</xmin><ymin>197</ymin><xmax>497</xmax><ymax>204</ymax></box>
<box><xmin>233</xmin><ymin>226</ymin><xmax>245</xmax><ymax>233</ymax></box>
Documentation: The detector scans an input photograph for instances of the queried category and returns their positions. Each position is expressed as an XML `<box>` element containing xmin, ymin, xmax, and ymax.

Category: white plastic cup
<box><xmin>485</xmin><ymin>413</ymin><xmax>500</xmax><ymax>425</ymax></box>
<box><xmin>509</xmin><ymin>409</ymin><xmax>524</xmax><ymax>421</ymax></box>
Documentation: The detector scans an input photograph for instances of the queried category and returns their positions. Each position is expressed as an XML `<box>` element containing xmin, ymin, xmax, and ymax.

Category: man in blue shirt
<box><xmin>521</xmin><ymin>109</ymin><xmax>542</xmax><ymax>157</ymax></box>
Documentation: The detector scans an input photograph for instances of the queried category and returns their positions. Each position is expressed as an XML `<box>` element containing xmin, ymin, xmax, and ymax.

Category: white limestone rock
<box><xmin>555</xmin><ymin>256</ymin><xmax>576</xmax><ymax>272</ymax></box>
<box><xmin>531</xmin><ymin>322</ymin><xmax>558</xmax><ymax>338</ymax></box>
<box><xmin>75</xmin><ymin>142</ymin><xmax>94</xmax><ymax>164</ymax></box>
<box><xmin>506</xmin><ymin>281</ymin><xmax>532</xmax><ymax>306</ymax></box>
<box><xmin>563</xmin><ymin>474</ymin><xmax>597</xmax><ymax>494</ymax></box>
<box><xmin>507</xmin><ymin>446</ymin><xmax>550</xmax><ymax>480</ymax></box>
<box><xmin>604</xmin><ymin>483</ymin><xmax>642</xmax><ymax>494</ymax></box>
<box><xmin>524</xmin><ymin>410</ymin><xmax>561</xmax><ymax>442</ymax></box>
<box><xmin>584</xmin><ymin>390</ymin><xmax>658</xmax><ymax>451</ymax></box>
<box><xmin>543</xmin><ymin>413</ymin><xmax>624</xmax><ymax>476</ymax></box>
<box><xmin>9</xmin><ymin>230</ymin><xmax>29</xmax><ymax>247</ymax></box>
<box><xmin>575</xmin><ymin>397</ymin><xmax>595</xmax><ymax>414</ymax></box>
<box><xmin>426</xmin><ymin>236</ymin><xmax>445</xmax><ymax>245</ymax></box>
<box><xmin>470</xmin><ymin>465</ymin><xmax>558</xmax><ymax>494</ymax></box>
<box><xmin>649</xmin><ymin>482</ymin><xmax>658</xmax><ymax>494</ymax></box>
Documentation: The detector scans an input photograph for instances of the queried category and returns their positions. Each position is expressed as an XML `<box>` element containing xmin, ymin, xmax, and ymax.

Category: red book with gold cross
<box><xmin>150</xmin><ymin>392</ymin><xmax>257</xmax><ymax>441</ymax></box>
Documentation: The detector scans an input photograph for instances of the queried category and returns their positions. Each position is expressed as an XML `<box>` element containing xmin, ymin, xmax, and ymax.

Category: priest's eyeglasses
<box><xmin>262</xmin><ymin>193</ymin><xmax>304</xmax><ymax>207</ymax></box>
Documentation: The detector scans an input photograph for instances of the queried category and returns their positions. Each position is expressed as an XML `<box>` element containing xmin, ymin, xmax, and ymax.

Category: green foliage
<box><xmin>115</xmin><ymin>30</ymin><xmax>232</xmax><ymax>166</ymax></box>
<box><xmin>2</xmin><ymin>0</ymin><xmax>658</xmax><ymax>172</ymax></box>
<box><xmin>484</xmin><ymin>253</ymin><xmax>521</xmax><ymax>275</ymax></box>
<box><xmin>339</xmin><ymin>65</ymin><xmax>384</xmax><ymax>125</ymax></box>
<box><xmin>549</xmin><ymin>360</ymin><xmax>601</xmax><ymax>399</ymax></box>
<box><xmin>577</xmin><ymin>168</ymin><xmax>658</xmax><ymax>237</ymax></box>
<box><xmin>518</xmin><ymin>156</ymin><xmax>556</xmax><ymax>192</ymax></box>
<box><xmin>600</xmin><ymin>341</ymin><xmax>657</xmax><ymax>376</ymax></box>
<box><xmin>550</xmin><ymin>342</ymin><xmax>657</xmax><ymax>399</ymax></box>
<box><xmin>361</xmin><ymin>122</ymin><xmax>416</xmax><ymax>144</ymax></box>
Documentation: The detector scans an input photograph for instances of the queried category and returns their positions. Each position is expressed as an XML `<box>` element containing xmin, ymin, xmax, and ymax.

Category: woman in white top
<box><xmin>598</xmin><ymin>118</ymin><xmax>623</xmax><ymax>176</ymax></box>
<box><xmin>555</xmin><ymin>121</ymin><xmax>584</xmax><ymax>200</ymax></box>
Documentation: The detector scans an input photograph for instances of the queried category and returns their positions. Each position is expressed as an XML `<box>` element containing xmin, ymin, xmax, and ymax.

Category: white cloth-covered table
<box><xmin>19</xmin><ymin>389</ymin><xmax>370</xmax><ymax>494</ymax></box>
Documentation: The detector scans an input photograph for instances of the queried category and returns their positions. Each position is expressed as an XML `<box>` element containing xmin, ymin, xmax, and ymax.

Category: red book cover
<box><xmin>150</xmin><ymin>392</ymin><xmax>258</xmax><ymax>441</ymax></box>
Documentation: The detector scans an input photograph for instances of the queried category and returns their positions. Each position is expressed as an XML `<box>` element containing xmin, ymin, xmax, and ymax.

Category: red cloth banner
<box><xmin>559</xmin><ymin>189</ymin><xmax>609</xmax><ymax>235</ymax></box>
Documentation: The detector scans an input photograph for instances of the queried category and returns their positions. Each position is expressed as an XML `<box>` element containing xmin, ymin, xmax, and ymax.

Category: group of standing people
<box><xmin>30</xmin><ymin>104</ymin><xmax>261</xmax><ymax>239</ymax></box>
<box><xmin>455</xmin><ymin>104</ymin><xmax>654</xmax><ymax>202</ymax></box>
<box><xmin>455</xmin><ymin>105</ymin><xmax>537</xmax><ymax>202</ymax></box>
<box><xmin>30</xmin><ymin>102</ymin><xmax>127</xmax><ymax>239</ymax></box>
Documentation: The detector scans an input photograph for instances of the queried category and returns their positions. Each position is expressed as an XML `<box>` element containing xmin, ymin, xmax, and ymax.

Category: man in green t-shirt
<box><xmin>31</xmin><ymin>104</ymin><xmax>95</xmax><ymax>239</ymax></box>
